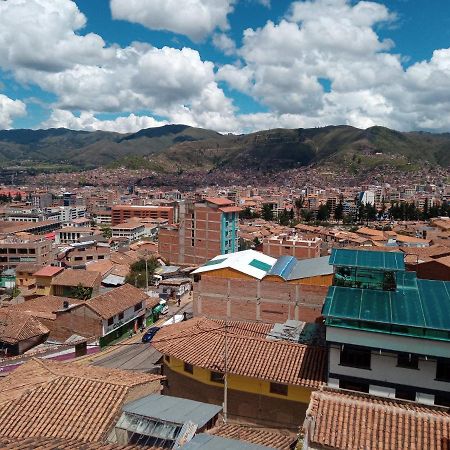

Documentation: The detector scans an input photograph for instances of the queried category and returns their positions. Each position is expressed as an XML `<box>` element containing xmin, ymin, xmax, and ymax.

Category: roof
<box><xmin>123</xmin><ymin>394</ymin><xmax>222</xmax><ymax>428</ymax></box>
<box><xmin>304</xmin><ymin>387</ymin><xmax>450</xmax><ymax>450</ymax></box>
<box><xmin>52</xmin><ymin>269</ymin><xmax>102</xmax><ymax>288</ymax></box>
<box><xmin>218</xmin><ymin>206</ymin><xmax>243</xmax><ymax>213</ymax></box>
<box><xmin>152</xmin><ymin>317</ymin><xmax>326</xmax><ymax>388</ymax></box>
<box><xmin>102</xmin><ymin>274</ymin><xmax>126</xmax><ymax>286</ymax></box>
<box><xmin>266</xmin><ymin>255</ymin><xmax>332</xmax><ymax>281</ymax></box>
<box><xmin>323</xmin><ymin>273</ymin><xmax>450</xmax><ymax>333</ymax></box>
<box><xmin>14</xmin><ymin>263</ymin><xmax>42</xmax><ymax>274</ymax></box>
<box><xmin>0</xmin><ymin>359</ymin><xmax>163</xmax><ymax>440</ymax></box>
<box><xmin>86</xmin><ymin>283</ymin><xmax>148</xmax><ymax>319</ymax></box>
<box><xmin>193</xmin><ymin>250</ymin><xmax>276</xmax><ymax>280</ymax></box>
<box><xmin>203</xmin><ymin>197</ymin><xmax>234</xmax><ymax>206</ymax></box>
<box><xmin>0</xmin><ymin>436</ymin><xmax>151</xmax><ymax>449</ymax></box>
<box><xmin>183</xmin><ymin>434</ymin><xmax>276</xmax><ymax>450</ymax></box>
<box><xmin>329</xmin><ymin>248</ymin><xmax>405</xmax><ymax>271</ymax></box>
<box><xmin>33</xmin><ymin>265</ymin><xmax>64</xmax><ymax>277</ymax></box>
<box><xmin>209</xmin><ymin>424</ymin><xmax>296</xmax><ymax>450</ymax></box>
<box><xmin>9</xmin><ymin>295</ymin><xmax>83</xmax><ymax>320</ymax></box>
<box><xmin>0</xmin><ymin>310</ymin><xmax>49</xmax><ymax>344</ymax></box>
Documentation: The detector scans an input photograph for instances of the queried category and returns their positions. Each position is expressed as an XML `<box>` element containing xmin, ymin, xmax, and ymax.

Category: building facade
<box><xmin>0</xmin><ymin>235</ymin><xmax>52</xmax><ymax>268</ymax></box>
<box><xmin>112</xmin><ymin>205</ymin><xmax>174</xmax><ymax>226</ymax></box>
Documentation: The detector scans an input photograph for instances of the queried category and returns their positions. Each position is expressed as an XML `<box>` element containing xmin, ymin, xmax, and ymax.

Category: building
<box><xmin>158</xmin><ymin>198</ymin><xmax>241</xmax><ymax>266</ymax></box>
<box><xmin>192</xmin><ymin>250</ymin><xmax>333</xmax><ymax>323</ymax></box>
<box><xmin>0</xmin><ymin>234</ymin><xmax>52</xmax><ymax>268</ymax></box>
<box><xmin>303</xmin><ymin>387</ymin><xmax>450</xmax><ymax>450</ymax></box>
<box><xmin>14</xmin><ymin>263</ymin><xmax>42</xmax><ymax>290</ymax></box>
<box><xmin>112</xmin><ymin>205</ymin><xmax>175</xmax><ymax>226</ymax></box>
<box><xmin>51</xmin><ymin>269</ymin><xmax>102</xmax><ymax>298</ymax></box>
<box><xmin>58</xmin><ymin>241</ymin><xmax>110</xmax><ymax>269</ymax></box>
<box><xmin>262</xmin><ymin>235</ymin><xmax>322</xmax><ymax>259</ymax></box>
<box><xmin>111</xmin><ymin>221</ymin><xmax>145</xmax><ymax>242</ymax></box>
<box><xmin>152</xmin><ymin>317</ymin><xmax>326</xmax><ymax>429</ymax></box>
<box><xmin>55</xmin><ymin>227</ymin><xmax>97</xmax><ymax>245</ymax></box>
<box><xmin>322</xmin><ymin>248</ymin><xmax>450</xmax><ymax>407</ymax></box>
<box><xmin>31</xmin><ymin>265</ymin><xmax>65</xmax><ymax>297</ymax></box>
<box><xmin>0</xmin><ymin>309</ymin><xmax>49</xmax><ymax>356</ymax></box>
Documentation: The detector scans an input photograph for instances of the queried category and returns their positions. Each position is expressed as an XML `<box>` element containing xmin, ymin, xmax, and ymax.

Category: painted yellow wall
<box><xmin>35</xmin><ymin>276</ymin><xmax>53</xmax><ymax>296</ymax></box>
<box><xmin>201</xmin><ymin>268</ymin><xmax>255</xmax><ymax>280</ymax></box>
<box><xmin>167</xmin><ymin>356</ymin><xmax>312</xmax><ymax>404</ymax></box>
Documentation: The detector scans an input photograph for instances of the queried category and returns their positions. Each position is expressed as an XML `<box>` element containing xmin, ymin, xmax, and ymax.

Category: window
<box><xmin>435</xmin><ymin>393</ymin><xmax>450</xmax><ymax>407</ymax></box>
<box><xmin>210</xmin><ymin>371</ymin><xmax>224</xmax><ymax>384</ymax></box>
<box><xmin>134</xmin><ymin>302</ymin><xmax>143</xmax><ymax>312</ymax></box>
<box><xmin>184</xmin><ymin>362</ymin><xmax>193</xmax><ymax>374</ymax></box>
<box><xmin>436</xmin><ymin>359</ymin><xmax>450</xmax><ymax>382</ymax></box>
<box><xmin>395</xmin><ymin>388</ymin><xmax>416</xmax><ymax>401</ymax></box>
<box><xmin>107</xmin><ymin>317</ymin><xmax>114</xmax><ymax>326</ymax></box>
<box><xmin>118</xmin><ymin>312</ymin><xmax>124</xmax><ymax>320</ymax></box>
<box><xmin>340</xmin><ymin>345</ymin><xmax>371</xmax><ymax>369</ymax></box>
<box><xmin>270</xmin><ymin>382</ymin><xmax>288</xmax><ymax>396</ymax></box>
<box><xmin>397</xmin><ymin>353</ymin><xmax>419</xmax><ymax>369</ymax></box>
<box><xmin>339</xmin><ymin>379</ymin><xmax>369</xmax><ymax>393</ymax></box>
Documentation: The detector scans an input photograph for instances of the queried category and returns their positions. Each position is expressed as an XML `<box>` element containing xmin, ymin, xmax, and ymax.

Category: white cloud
<box><xmin>41</xmin><ymin>110</ymin><xmax>167</xmax><ymax>133</ymax></box>
<box><xmin>0</xmin><ymin>95</ymin><xmax>26</xmax><ymax>129</ymax></box>
<box><xmin>212</xmin><ymin>33</ymin><xmax>237</xmax><ymax>56</ymax></box>
<box><xmin>110</xmin><ymin>0</ymin><xmax>235</xmax><ymax>42</ymax></box>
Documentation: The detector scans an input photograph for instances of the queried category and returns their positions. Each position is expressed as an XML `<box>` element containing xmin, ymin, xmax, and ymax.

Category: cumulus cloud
<box><xmin>212</xmin><ymin>33</ymin><xmax>237</xmax><ymax>56</ymax></box>
<box><xmin>41</xmin><ymin>110</ymin><xmax>167</xmax><ymax>133</ymax></box>
<box><xmin>0</xmin><ymin>95</ymin><xmax>26</xmax><ymax>129</ymax></box>
<box><xmin>110</xmin><ymin>0</ymin><xmax>235</xmax><ymax>42</ymax></box>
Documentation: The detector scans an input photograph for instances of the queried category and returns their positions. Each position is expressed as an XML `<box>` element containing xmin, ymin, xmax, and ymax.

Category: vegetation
<box><xmin>125</xmin><ymin>257</ymin><xmax>159</xmax><ymax>289</ymax></box>
<box><xmin>261</xmin><ymin>204</ymin><xmax>274</xmax><ymax>221</ymax></box>
<box><xmin>70</xmin><ymin>283</ymin><xmax>92</xmax><ymax>300</ymax></box>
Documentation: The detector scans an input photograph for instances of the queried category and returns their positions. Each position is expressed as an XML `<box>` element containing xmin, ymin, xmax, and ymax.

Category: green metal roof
<box><xmin>204</xmin><ymin>257</ymin><xmax>227</xmax><ymax>266</ymax></box>
<box><xmin>329</xmin><ymin>248</ymin><xmax>405</xmax><ymax>271</ymax></box>
<box><xmin>249</xmin><ymin>258</ymin><xmax>272</xmax><ymax>272</ymax></box>
<box><xmin>323</xmin><ymin>274</ymin><xmax>450</xmax><ymax>332</ymax></box>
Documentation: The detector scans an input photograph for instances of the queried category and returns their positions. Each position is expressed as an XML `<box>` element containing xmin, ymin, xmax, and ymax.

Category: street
<box><xmin>90</xmin><ymin>300</ymin><xmax>192</xmax><ymax>372</ymax></box>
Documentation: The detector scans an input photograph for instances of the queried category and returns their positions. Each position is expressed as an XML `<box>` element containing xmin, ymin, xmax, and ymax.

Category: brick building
<box><xmin>0</xmin><ymin>234</ymin><xmax>52</xmax><ymax>269</ymax></box>
<box><xmin>158</xmin><ymin>198</ymin><xmax>241</xmax><ymax>266</ymax></box>
<box><xmin>263</xmin><ymin>235</ymin><xmax>322</xmax><ymax>259</ymax></box>
<box><xmin>192</xmin><ymin>250</ymin><xmax>333</xmax><ymax>323</ymax></box>
<box><xmin>112</xmin><ymin>205</ymin><xmax>174</xmax><ymax>226</ymax></box>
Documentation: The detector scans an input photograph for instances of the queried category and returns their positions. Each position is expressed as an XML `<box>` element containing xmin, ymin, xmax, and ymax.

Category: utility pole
<box><xmin>145</xmin><ymin>254</ymin><xmax>149</xmax><ymax>293</ymax></box>
<box><xmin>223</xmin><ymin>318</ymin><xmax>228</xmax><ymax>424</ymax></box>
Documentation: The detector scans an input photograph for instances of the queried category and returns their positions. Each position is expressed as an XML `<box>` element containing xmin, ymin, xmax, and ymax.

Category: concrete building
<box><xmin>158</xmin><ymin>198</ymin><xmax>241</xmax><ymax>266</ymax></box>
<box><xmin>323</xmin><ymin>248</ymin><xmax>450</xmax><ymax>407</ymax></box>
<box><xmin>57</xmin><ymin>242</ymin><xmax>110</xmax><ymax>269</ymax></box>
<box><xmin>0</xmin><ymin>235</ymin><xmax>52</xmax><ymax>268</ymax></box>
<box><xmin>263</xmin><ymin>235</ymin><xmax>322</xmax><ymax>260</ymax></box>
<box><xmin>112</xmin><ymin>205</ymin><xmax>174</xmax><ymax>226</ymax></box>
<box><xmin>111</xmin><ymin>221</ymin><xmax>145</xmax><ymax>243</ymax></box>
<box><xmin>192</xmin><ymin>250</ymin><xmax>333</xmax><ymax>323</ymax></box>
<box><xmin>55</xmin><ymin>227</ymin><xmax>97</xmax><ymax>245</ymax></box>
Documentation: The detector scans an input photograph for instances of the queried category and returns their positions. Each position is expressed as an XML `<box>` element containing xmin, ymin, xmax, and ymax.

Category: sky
<box><xmin>1</xmin><ymin>0</ymin><xmax>450</xmax><ymax>134</ymax></box>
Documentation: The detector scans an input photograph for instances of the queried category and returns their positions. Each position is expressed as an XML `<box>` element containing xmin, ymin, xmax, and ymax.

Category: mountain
<box><xmin>0</xmin><ymin>124</ymin><xmax>448</xmax><ymax>173</ymax></box>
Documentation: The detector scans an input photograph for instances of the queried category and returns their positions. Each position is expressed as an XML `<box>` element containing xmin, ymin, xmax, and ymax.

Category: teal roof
<box><xmin>204</xmin><ymin>257</ymin><xmax>227</xmax><ymax>266</ymax></box>
<box><xmin>329</xmin><ymin>248</ymin><xmax>405</xmax><ymax>271</ymax></box>
<box><xmin>249</xmin><ymin>258</ymin><xmax>272</xmax><ymax>272</ymax></box>
<box><xmin>323</xmin><ymin>273</ymin><xmax>450</xmax><ymax>332</ymax></box>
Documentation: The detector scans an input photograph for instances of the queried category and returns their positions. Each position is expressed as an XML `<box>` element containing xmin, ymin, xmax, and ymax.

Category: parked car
<box><xmin>159</xmin><ymin>299</ymin><xmax>169</xmax><ymax>315</ymax></box>
<box><xmin>141</xmin><ymin>327</ymin><xmax>160</xmax><ymax>343</ymax></box>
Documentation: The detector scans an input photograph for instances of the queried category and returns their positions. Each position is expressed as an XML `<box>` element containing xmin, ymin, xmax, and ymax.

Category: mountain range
<box><xmin>0</xmin><ymin>124</ymin><xmax>449</xmax><ymax>173</ymax></box>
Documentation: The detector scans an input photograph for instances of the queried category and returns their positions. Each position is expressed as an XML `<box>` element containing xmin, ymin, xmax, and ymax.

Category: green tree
<box><xmin>101</xmin><ymin>226</ymin><xmax>112</xmax><ymax>239</ymax></box>
<box><xmin>261</xmin><ymin>204</ymin><xmax>274</xmax><ymax>221</ymax></box>
<box><xmin>278</xmin><ymin>208</ymin><xmax>290</xmax><ymax>226</ymax></box>
<box><xmin>300</xmin><ymin>209</ymin><xmax>314</xmax><ymax>222</ymax></box>
<box><xmin>317</xmin><ymin>204</ymin><xmax>330</xmax><ymax>222</ymax></box>
<box><xmin>70</xmin><ymin>283</ymin><xmax>92</xmax><ymax>300</ymax></box>
<box><xmin>334</xmin><ymin>202</ymin><xmax>344</xmax><ymax>222</ymax></box>
<box><xmin>240</xmin><ymin>207</ymin><xmax>254</xmax><ymax>220</ymax></box>
<box><xmin>125</xmin><ymin>257</ymin><xmax>159</xmax><ymax>288</ymax></box>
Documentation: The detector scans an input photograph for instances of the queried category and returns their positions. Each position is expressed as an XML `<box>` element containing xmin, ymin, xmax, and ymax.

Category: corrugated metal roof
<box><xmin>123</xmin><ymin>394</ymin><xmax>222</xmax><ymax>428</ymax></box>
<box><xmin>266</xmin><ymin>256</ymin><xmax>297</xmax><ymax>278</ymax></box>
<box><xmin>183</xmin><ymin>434</ymin><xmax>276</xmax><ymax>449</ymax></box>
<box><xmin>285</xmin><ymin>256</ymin><xmax>333</xmax><ymax>280</ymax></box>
<box><xmin>330</xmin><ymin>248</ymin><xmax>405</xmax><ymax>271</ymax></box>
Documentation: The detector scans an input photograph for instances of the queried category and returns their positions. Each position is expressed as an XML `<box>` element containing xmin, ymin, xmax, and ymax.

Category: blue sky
<box><xmin>1</xmin><ymin>0</ymin><xmax>450</xmax><ymax>133</ymax></box>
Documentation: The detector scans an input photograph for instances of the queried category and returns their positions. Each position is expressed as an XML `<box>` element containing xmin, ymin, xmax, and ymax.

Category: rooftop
<box><xmin>0</xmin><ymin>437</ymin><xmax>150</xmax><ymax>449</ymax></box>
<box><xmin>183</xmin><ymin>434</ymin><xmax>276</xmax><ymax>450</ymax></box>
<box><xmin>329</xmin><ymin>248</ymin><xmax>405</xmax><ymax>271</ymax></box>
<box><xmin>203</xmin><ymin>197</ymin><xmax>234</xmax><ymax>206</ymax></box>
<box><xmin>266</xmin><ymin>255</ymin><xmax>333</xmax><ymax>281</ymax></box>
<box><xmin>52</xmin><ymin>269</ymin><xmax>102</xmax><ymax>288</ymax></box>
<box><xmin>0</xmin><ymin>309</ymin><xmax>49</xmax><ymax>344</ymax></box>
<box><xmin>33</xmin><ymin>266</ymin><xmax>64</xmax><ymax>278</ymax></box>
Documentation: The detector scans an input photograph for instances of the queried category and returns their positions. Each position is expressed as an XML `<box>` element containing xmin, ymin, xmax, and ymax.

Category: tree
<box><xmin>70</xmin><ymin>283</ymin><xmax>92</xmax><ymax>300</ymax></box>
<box><xmin>101</xmin><ymin>226</ymin><xmax>112</xmax><ymax>239</ymax></box>
<box><xmin>240</xmin><ymin>207</ymin><xmax>254</xmax><ymax>220</ymax></box>
<box><xmin>261</xmin><ymin>204</ymin><xmax>274</xmax><ymax>221</ymax></box>
<box><xmin>334</xmin><ymin>202</ymin><xmax>344</xmax><ymax>222</ymax></box>
<box><xmin>125</xmin><ymin>257</ymin><xmax>159</xmax><ymax>289</ymax></box>
<box><xmin>317</xmin><ymin>204</ymin><xmax>330</xmax><ymax>222</ymax></box>
<box><xmin>300</xmin><ymin>209</ymin><xmax>314</xmax><ymax>222</ymax></box>
<box><xmin>278</xmin><ymin>208</ymin><xmax>290</xmax><ymax>226</ymax></box>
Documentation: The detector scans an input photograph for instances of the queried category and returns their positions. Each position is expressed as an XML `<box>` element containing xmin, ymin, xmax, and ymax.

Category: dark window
<box><xmin>165</xmin><ymin>355</ymin><xmax>171</xmax><ymax>364</ymax></box>
<box><xmin>397</xmin><ymin>353</ymin><xmax>419</xmax><ymax>369</ymax></box>
<box><xmin>118</xmin><ymin>312</ymin><xmax>124</xmax><ymax>320</ymax></box>
<box><xmin>107</xmin><ymin>317</ymin><xmax>114</xmax><ymax>326</ymax></box>
<box><xmin>339</xmin><ymin>379</ymin><xmax>369</xmax><ymax>393</ymax></box>
<box><xmin>184</xmin><ymin>362</ymin><xmax>193</xmax><ymax>374</ymax></box>
<box><xmin>395</xmin><ymin>388</ymin><xmax>416</xmax><ymax>401</ymax></box>
<box><xmin>436</xmin><ymin>359</ymin><xmax>450</xmax><ymax>382</ymax></box>
<box><xmin>340</xmin><ymin>345</ymin><xmax>371</xmax><ymax>369</ymax></box>
<box><xmin>435</xmin><ymin>393</ymin><xmax>450</xmax><ymax>407</ymax></box>
<box><xmin>270</xmin><ymin>382</ymin><xmax>288</xmax><ymax>396</ymax></box>
<box><xmin>210</xmin><ymin>371</ymin><xmax>224</xmax><ymax>384</ymax></box>
<box><xmin>134</xmin><ymin>302</ymin><xmax>143</xmax><ymax>312</ymax></box>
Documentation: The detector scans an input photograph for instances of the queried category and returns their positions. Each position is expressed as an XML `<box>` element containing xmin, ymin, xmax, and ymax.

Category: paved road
<box><xmin>91</xmin><ymin>301</ymin><xmax>192</xmax><ymax>372</ymax></box>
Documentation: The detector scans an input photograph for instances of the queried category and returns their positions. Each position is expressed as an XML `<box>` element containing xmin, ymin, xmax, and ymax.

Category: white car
<box><xmin>161</xmin><ymin>314</ymin><xmax>184</xmax><ymax>327</ymax></box>
<box><xmin>159</xmin><ymin>299</ymin><xmax>169</xmax><ymax>315</ymax></box>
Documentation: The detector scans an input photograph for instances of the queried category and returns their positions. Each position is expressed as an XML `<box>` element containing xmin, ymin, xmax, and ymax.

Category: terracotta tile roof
<box><xmin>304</xmin><ymin>387</ymin><xmax>450</xmax><ymax>450</ymax></box>
<box><xmin>85</xmin><ymin>283</ymin><xmax>146</xmax><ymax>319</ymax></box>
<box><xmin>0</xmin><ymin>436</ymin><xmax>154</xmax><ymax>449</ymax></box>
<box><xmin>400</xmin><ymin>244</ymin><xmax>450</xmax><ymax>259</ymax></box>
<box><xmin>9</xmin><ymin>296</ymin><xmax>83</xmax><ymax>319</ymax></box>
<box><xmin>152</xmin><ymin>317</ymin><xmax>326</xmax><ymax>388</ymax></box>
<box><xmin>209</xmin><ymin>424</ymin><xmax>297</xmax><ymax>450</ymax></box>
<box><xmin>0</xmin><ymin>310</ymin><xmax>49</xmax><ymax>345</ymax></box>
<box><xmin>52</xmin><ymin>269</ymin><xmax>102</xmax><ymax>288</ymax></box>
<box><xmin>219</xmin><ymin>206</ymin><xmax>243</xmax><ymax>213</ymax></box>
<box><xmin>86</xmin><ymin>259</ymin><xmax>115</xmax><ymax>277</ymax></box>
<box><xmin>33</xmin><ymin>266</ymin><xmax>64</xmax><ymax>278</ymax></box>
<box><xmin>204</xmin><ymin>197</ymin><xmax>235</xmax><ymax>206</ymax></box>
<box><xmin>0</xmin><ymin>359</ymin><xmax>163</xmax><ymax>441</ymax></box>
<box><xmin>14</xmin><ymin>263</ymin><xmax>43</xmax><ymax>274</ymax></box>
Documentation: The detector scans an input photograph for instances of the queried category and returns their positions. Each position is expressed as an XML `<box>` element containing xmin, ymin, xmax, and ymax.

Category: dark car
<box><xmin>141</xmin><ymin>327</ymin><xmax>160</xmax><ymax>343</ymax></box>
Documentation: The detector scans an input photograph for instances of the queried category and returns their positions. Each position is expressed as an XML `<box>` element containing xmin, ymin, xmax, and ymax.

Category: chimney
<box><xmin>63</xmin><ymin>301</ymin><xmax>69</xmax><ymax>309</ymax></box>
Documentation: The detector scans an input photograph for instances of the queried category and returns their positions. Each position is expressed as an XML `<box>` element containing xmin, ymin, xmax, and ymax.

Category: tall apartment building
<box><xmin>323</xmin><ymin>248</ymin><xmax>450</xmax><ymax>407</ymax></box>
<box><xmin>112</xmin><ymin>205</ymin><xmax>175</xmax><ymax>226</ymax></box>
<box><xmin>263</xmin><ymin>235</ymin><xmax>322</xmax><ymax>259</ymax></box>
<box><xmin>158</xmin><ymin>198</ymin><xmax>241</xmax><ymax>265</ymax></box>
<box><xmin>0</xmin><ymin>235</ymin><xmax>52</xmax><ymax>268</ymax></box>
